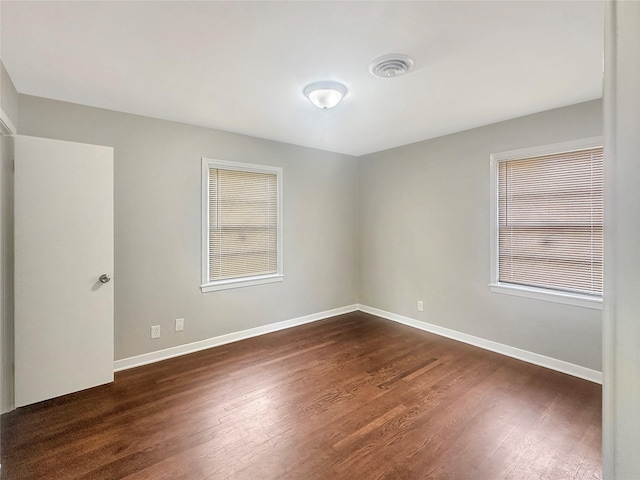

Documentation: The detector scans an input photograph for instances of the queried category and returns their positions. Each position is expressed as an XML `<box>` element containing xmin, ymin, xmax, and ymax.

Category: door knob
<box><xmin>99</xmin><ymin>274</ymin><xmax>111</xmax><ymax>284</ymax></box>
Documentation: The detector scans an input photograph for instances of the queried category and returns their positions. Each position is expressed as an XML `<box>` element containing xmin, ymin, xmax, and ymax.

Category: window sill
<box><xmin>489</xmin><ymin>283</ymin><xmax>602</xmax><ymax>310</ymax></box>
<box><xmin>201</xmin><ymin>274</ymin><xmax>284</xmax><ymax>293</ymax></box>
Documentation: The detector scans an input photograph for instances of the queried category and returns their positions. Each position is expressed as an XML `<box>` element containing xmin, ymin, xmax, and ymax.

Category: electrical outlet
<box><xmin>175</xmin><ymin>318</ymin><xmax>184</xmax><ymax>332</ymax></box>
<box><xmin>151</xmin><ymin>325</ymin><xmax>161</xmax><ymax>339</ymax></box>
<box><xmin>417</xmin><ymin>300</ymin><xmax>424</xmax><ymax>312</ymax></box>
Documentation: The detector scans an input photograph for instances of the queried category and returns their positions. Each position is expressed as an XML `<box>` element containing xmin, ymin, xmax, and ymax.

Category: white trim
<box><xmin>489</xmin><ymin>137</ymin><xmax>604</xmax><ymax>306</ymax></box>
<box><xmin>114</xmin><ymin>304</ymin><xmax>358</xmax><ymax>372</ymax></box>
<box><xmin>201</xmin><ymin>159</ymin><xmax>209</xmax><ymax>286</ymax></box>
<box><xmin>489</xmin><ymin>283</ymin><xmax>602</xmax><ymax>310</ymax></box>
<box><xmin>114</xmin><ymin>303</ymin><xmax>602</xmax><ymax>384</ymax></box>
<box><xmin>202</xmin><ymin>157</ymin><xmax>283</xmax><ymax>175</ymax></box>
<box><xmin>602</xmin><ymin>3</ymin><xmax>616</xmax><ymax>477</ymax></box>
<box><xmin>490</xmin><ymin>136</ymin><xmax>603</xmax><ymax>163</ymax></box>
<box><xmin>357</xmin><ymin>304</ymin><xmax>602</xmax><ymax>384</ymax></box>
<box><xmin>201</xmin><ymin>157</ymin><xmax>283</xmax><ymax>292</ymax></box>
<box><xmin>201</xmin><ymin>274</ymin><xmax>283</xmax><ymax>292</ymax></box>
<box><xmin>0</xmin><ymin>108</ymin><xmax>16</xmax><ymax>136</ymax></box>
<box><xmin>489</xmin><ymin>153</ymin><xmax>499</xmax><ymax>285</ymax></box>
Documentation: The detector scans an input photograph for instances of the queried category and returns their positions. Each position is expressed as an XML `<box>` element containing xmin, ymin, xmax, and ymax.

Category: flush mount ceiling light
<box><xmin>369</xmin><ymin>54</ymin><xmax>414</xmax><ymax>78</ymax></box>
<box><xmin>303</xmin><ymin>81</ymin><xmax>348</xmax><ymax>109</ymax></box>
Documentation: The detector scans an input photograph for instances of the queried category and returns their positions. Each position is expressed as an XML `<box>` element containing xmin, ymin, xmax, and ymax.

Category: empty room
<box><xmin>0</xmin><ymin>1</ymin><xmax>638</xmax><ymax>479</ymax></box>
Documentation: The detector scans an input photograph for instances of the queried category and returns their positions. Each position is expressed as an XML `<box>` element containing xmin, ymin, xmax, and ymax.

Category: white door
<box><xmin>15</xmin><ymin>135</ymin><xmax>114</xmax><ymax>408</ymax></box>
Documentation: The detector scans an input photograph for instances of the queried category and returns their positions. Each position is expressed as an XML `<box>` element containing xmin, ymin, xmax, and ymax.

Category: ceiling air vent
<box><xmin>369</xmin><ymin>54</ymin><xmax>414</xmax><ymax>78</ymax></box>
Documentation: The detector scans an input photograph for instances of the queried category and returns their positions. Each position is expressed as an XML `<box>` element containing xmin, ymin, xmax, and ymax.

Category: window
<box><xmin>201</xmin><ymin>158</ymin><xmax>283</xmax><ymax>292</ymax></box>
<box><xmin>490</xmin><ymin>138</ymin><xmax>603</xmax><ymax>309</ymax></box>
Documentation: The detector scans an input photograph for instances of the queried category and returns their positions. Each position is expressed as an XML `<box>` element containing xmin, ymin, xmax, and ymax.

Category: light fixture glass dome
<box><xmin>304</xmin><ymin>81</ymin><xmax>347</xmax><ymax>109</ymax></box>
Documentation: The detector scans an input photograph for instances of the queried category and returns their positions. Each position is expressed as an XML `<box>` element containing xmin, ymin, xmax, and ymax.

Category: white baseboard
<box><xmin>357</xmin><ymin>304</ymin><xmax>602</xmax><ymax>384</ymax></box>
<box><xmin>114</xmin><ymin>302</ymin><xmax>602</xmax><ymax>385</ymax></box>
<box><xmin>114</xmin><ymin>304</ymin><xmax>359</xmax><ymax>372</ymax></box>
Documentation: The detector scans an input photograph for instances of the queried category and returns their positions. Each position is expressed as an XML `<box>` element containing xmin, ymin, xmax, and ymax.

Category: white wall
<box><xmin>358</xmin><ymin>100</ymin><xmax>603</xmax><ymax>372</ymax></box>
<box><xmin>17</xmin><ymin>95</ymin><xmax>359</xmax><ymax>361</ymax></box>
<box><xmin>603</xmin><ymin>1</ymin><xmax>640</xmax><ymax>477</ymax></box>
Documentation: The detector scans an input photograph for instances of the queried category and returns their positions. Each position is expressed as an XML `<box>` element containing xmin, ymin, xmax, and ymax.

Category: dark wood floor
<box><xmin>2</xmin><ymin>312</ymin><xmax>602</xmax><ymax>480</ymax></box>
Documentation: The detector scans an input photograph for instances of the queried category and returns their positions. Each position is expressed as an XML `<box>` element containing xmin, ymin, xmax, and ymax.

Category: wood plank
<box><xmin>1</xmin><ymin>312</ymin><xmax>602</xmax><ymax>479</ymax></box>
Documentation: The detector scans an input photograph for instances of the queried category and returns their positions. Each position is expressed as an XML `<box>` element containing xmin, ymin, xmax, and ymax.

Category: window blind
<box><xmin>498</xmin><ymin>146</ymin><xmax>603</xmax><ymax>296</ymax></box>
<box><xmin>208</xmin><ymin>168</ymin><xmax>278</xmax><ymax>282</ymax></box>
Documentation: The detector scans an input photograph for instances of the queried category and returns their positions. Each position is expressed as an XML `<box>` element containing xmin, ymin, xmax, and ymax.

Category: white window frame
<box><xmin>489</xmin><ymin>137</ymin><xmax>603</xmax><ymax>310</ymax></box>
<box><xmin>201</xmin><ymin>158</ymin><xmax>283</xmax><ymax>293</ymax></box>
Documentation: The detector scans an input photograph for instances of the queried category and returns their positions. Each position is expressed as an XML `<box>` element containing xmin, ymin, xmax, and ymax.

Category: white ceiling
<box><xmin>1</xmin><ymin>1</ymin><xmax>604</xmax><ymax>156</ymax></box>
